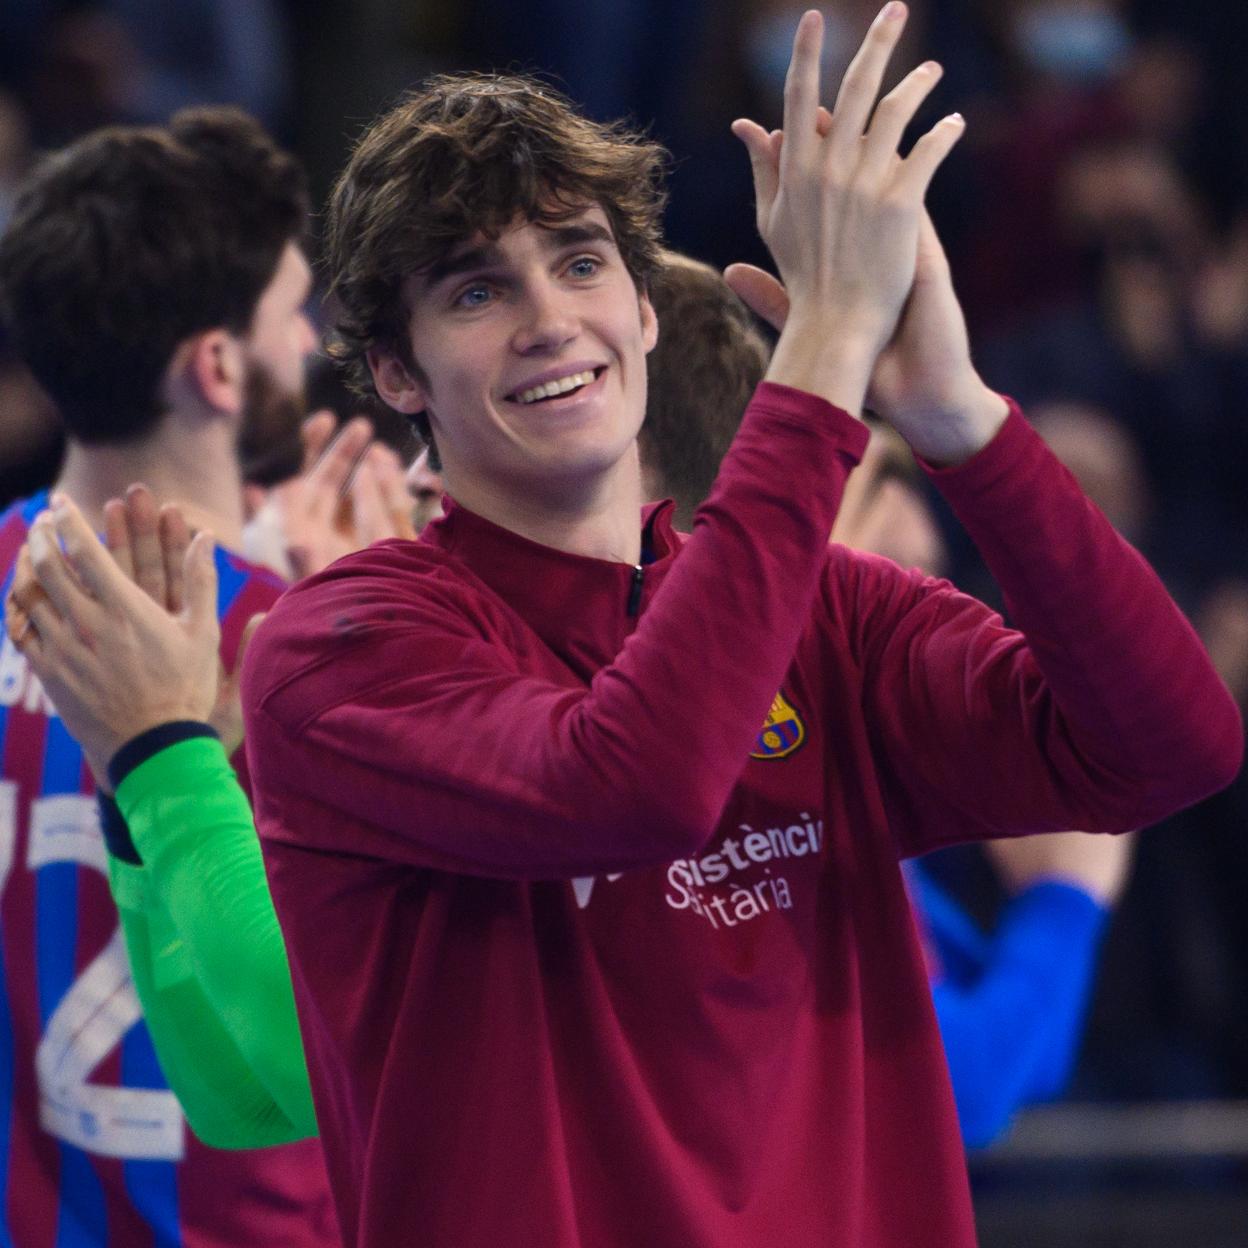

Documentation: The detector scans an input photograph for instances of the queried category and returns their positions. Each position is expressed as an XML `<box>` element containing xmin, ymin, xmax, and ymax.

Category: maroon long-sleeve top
<box><xmin>243</xmin><ymin>383</ymin><xmax>1242</xmax><ymax>1248</ymax></box>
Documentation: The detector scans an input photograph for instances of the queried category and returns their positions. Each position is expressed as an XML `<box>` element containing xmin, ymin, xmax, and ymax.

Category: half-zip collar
<box><xmin>422</xmin><ymin>497</ymin><xmax>679</xmax><ymax>663</ymax></box>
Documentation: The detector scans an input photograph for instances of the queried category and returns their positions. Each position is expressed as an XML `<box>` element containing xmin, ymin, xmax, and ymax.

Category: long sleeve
<box><xmin>245</xmin><ymin>385</ymin><xmax>870</xmax><ymax>878</ymax></box>
<box><xmin>849</xmin><ymin>404</ymin><xmax>1243</xmax><ymax>856</ymax></box>
<box><xmin>912</xmin><ymin>867</ymin><xmax>1107</xmax><ymax>1148</ymax></box>
<box><xmin>108</xmin><ymin>737</ymin><xmax>317</xmax><ymax>1146</ymax></box>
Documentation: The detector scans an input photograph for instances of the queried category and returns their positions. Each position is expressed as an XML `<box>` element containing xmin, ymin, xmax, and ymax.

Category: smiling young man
<box><xmin>240</xmin><ymin>7</ymin><xmax>1242</xmax><ymax>1247</ymax></box>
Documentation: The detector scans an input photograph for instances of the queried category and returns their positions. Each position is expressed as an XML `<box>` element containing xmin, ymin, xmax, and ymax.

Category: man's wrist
<box><xmin>898</xmin><ymin>381</ymin><xmax>1009</xmax><ymax>467</ymax></box>
<box><xmin>766</xmin><ymin>314</ymin><xmax>881</xmax><ymax>417</ymax></box>
<box><xmin>108</xmin><ymin>720</ymin><xmax>220</xmax><ymax>792</ymax></box>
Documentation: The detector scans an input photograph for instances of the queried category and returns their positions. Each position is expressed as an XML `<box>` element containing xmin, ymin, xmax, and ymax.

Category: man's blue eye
<box><xmin>458</xmin><ymin>285</ymin><xmax>491</xmax><ymax>307</ymax></box>
<box><xmin>569</xmin><ymin>258</ymin><xmax>598</xmax><ymax>278</ymax></box>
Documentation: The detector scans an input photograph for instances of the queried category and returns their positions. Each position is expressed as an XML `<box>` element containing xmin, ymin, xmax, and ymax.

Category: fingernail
<box><xmin>883</xmin><ymin>2</ymin><xmax>904</xmax><ymax>19</ymax></box>
<box><xmin>28</xmin><ymin>526</ymin><xmax>49</xmax><ymax>559</ymax></box>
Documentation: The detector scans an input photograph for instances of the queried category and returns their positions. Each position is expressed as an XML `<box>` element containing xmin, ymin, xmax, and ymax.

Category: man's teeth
<box><xmin>515</xmin><ymin>370</ymin><xmax>596</xmax><ymax>405</ymax></box>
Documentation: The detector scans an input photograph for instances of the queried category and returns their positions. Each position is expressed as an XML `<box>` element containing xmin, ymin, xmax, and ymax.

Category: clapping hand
<box><xmin>727</xmin><ymin>5</ymin><xmax>1007</xmax><ymax>463</ymax></box>
<box><xmin>245</xmin><ymin>411</ymin><xmax>418</xmax><ymax>580</ymax></box>
<box><xmin>5</xmin><ymin>490</ymin><xmax>225</xmax><ymax>788</ymax></box>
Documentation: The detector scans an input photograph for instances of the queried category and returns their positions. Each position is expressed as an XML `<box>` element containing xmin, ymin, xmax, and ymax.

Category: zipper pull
<box><xmin>627</xmin><ymin>563</ymin><xmax>644</xmax><ymax>617</ymax></box>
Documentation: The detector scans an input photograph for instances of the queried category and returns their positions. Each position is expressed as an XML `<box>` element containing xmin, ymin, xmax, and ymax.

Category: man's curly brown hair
<box><xmin>324</xmin><ymin>72</ymin><xmax>669</xmax><ymax>441</ymax></box>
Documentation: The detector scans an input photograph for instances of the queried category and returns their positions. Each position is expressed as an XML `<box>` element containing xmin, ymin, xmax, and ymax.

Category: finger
<box><xmin>49</xmin><ymin>496</ymin><xmax>131</xmax><ymax>608</ymax></box>
<box><xmin>182</xmin><ymin>530</ymin><xmax>220</xmax><ymax>638</ymax></box>
<box><xmin>861</xmin><ymin>60</ymin><xmax>943</xmax><ymax>176</ymax></box>
<box><xmin>102</xmin><ymin>499</ymin><xmax>133</xmax><ymax>580</ymax></box>
<box><xmin>124</xmin><ymin>484</ymin><xmax>164</xmax><ymax>604</ymax></box>
<box><xmin>299</xmin><ymin>410</ymin><xmax>338</xmax><ymax>473</ymax></box>
<box><xmin>6</xmin><ymin>592</ymin><xmax>45</xmax><ymax>664</ymax></box>
<box><xmin>893</xmin><ymin>112</ymin><xmax>966</xmax><ymax>202</ymax></box>
<box><xmin>723</xmin><ymin>263</ymin><xmax>790</xmax><ymax>332</ymax></box>
<box><xmin>349</xmin><ymin>451</ymin><xmax>389</xmax><ymax>546</ymax></box>
<box><xmin>827</xmin><ymin>2</ymin><xmax>909</xmax><ymax>157</ymax></box>
<box><xmin>27</xmin><ymin>515</ymin><xmax>96</xmax><ymax>626</ymax></box>
<box><xmin>767</xmin><ymin>108</ymin><xmax>829</xmax><ymax>165</ymax></box>
<box><xmin>307</xmin><ymin>417</ymin><xmax>373</xmax><ymax>516</ymax></box>
<box><xmin>235</xmin><ymin>612</ymin><xmax>266</xmax><ymax>671</ymax></box>
<box><xmin>9</xmin><ymin>542</ymin><xmax>40</xmax><ymax>610</ymax></box>
<box><xmin>158</xmin><ymin>505</ymin><xmax>192</xmax><ymax>613</ymax></box>
<box><xmin>5</xmin><ymin>587</ymin><xmax>38</xmax><ymax>653</ymax></box>
<box><xmin>731</xmin><ymin>119</ymin><xmax>780</xmax><ymax>223</ymax></box>
<box><xmin>779</xmin><ymin>9</ymin><xmax>825</xmax><ymax>173</ymax></box>
<box><xmin>371</xmin><ymin>444</ymin><xmax>419</xmax><ymax>540</ymax></box>
<box><xmin>12</xmin><ymin>544</ymin><xmax>62</xmax><ymax>625</ymax></box>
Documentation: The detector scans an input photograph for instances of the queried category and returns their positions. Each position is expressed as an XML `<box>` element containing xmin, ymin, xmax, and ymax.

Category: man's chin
<box><xmin>238</xmin><ymin>429</ymin><xmax>306</xmax><ymax>486</ymax></box>
<box><xmin>238</xmin><ymin>366</ymin><xmax>307</xmax><ymax>486</ymax></box>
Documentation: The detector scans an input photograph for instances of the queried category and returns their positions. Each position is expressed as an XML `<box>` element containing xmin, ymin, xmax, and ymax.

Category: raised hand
<box><xmin>5</xmin><ymin>494</ymin><xmax>221</xmax><ymax>786</ymax></box>
<box><xmin>731</xmin><ymin>4</ymin><xmax>965</xmax><ymax>416</ymax></box>
<box><xmin>244</xmin><ymin>412</ymin><xmax>418</xmax><ymax>580</ymax></box>
<box><xmin>726</xmin><ymin>213</ymin><xmax>1008</xmax><ymax>464</ymax></box>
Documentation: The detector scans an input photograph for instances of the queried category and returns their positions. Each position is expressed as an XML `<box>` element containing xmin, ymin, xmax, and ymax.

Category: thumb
<box><xmin>731</xmin><ymin>118</ymin><xmax>779</xmax><ymax>223</ymax></box>
<box><xmin>723</xmin><ymin>263</ymin><xmax>790</xmax><ymax>332</ymax></box>
<box><xmin>183</xmin><ymin>530</ymin><xmax>219</xmax><ymax>633</ymax></box>
<box><xmin>235</xmin><ymin>612</ymin><xmax>267</xmax><ymax>671</ymax></box>
<box><xmin>916</xmin><ymin>210</ymin><xmax>952</xmax><ymax>282</ymax></box>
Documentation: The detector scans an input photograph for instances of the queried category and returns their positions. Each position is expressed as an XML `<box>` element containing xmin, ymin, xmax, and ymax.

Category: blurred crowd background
<box><xmin>1</xmin><ymin>0</ymin><xmax>1246</xmax><ymax>1240</ymax></box>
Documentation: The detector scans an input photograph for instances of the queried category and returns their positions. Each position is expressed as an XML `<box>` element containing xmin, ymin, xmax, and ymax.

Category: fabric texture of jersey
<box><xmin>243</xmin><ymin>382</ymin><xmax>1243</xmax><ymax>1248</ymax></box>
<box><xmin>908</xmin><ymin>864</ymin><xmax>1109</xmax><ymax>1147</ymax></box>
<box><xmin>0</xmin><ymin>492</ymin><xmax>337</xmax><ymax>1248</ymax></box>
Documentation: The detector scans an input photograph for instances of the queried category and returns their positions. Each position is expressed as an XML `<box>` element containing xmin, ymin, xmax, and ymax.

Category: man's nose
<box><xmin>512</xmin><ymin>280</ymin><xmax>577</xmax><ymax>354</ymax></box>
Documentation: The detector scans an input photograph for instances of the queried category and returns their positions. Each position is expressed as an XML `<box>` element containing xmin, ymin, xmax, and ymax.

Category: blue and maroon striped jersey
<box><xmin>0</xmin><ymin>493</ymin><xmax>337</xmax><ymax>1248</ymax></box>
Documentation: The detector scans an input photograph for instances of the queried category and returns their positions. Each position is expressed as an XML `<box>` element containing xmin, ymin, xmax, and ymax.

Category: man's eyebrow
<box><xmin>536</xmin><ymin>220</ymin><xmax>617</xmax><ymax>251</ymax></box>
<box><xmin>421</xmin><ymin>243</ymin><xmax>505</xmax><ymax>289</ymax></box>
<box><xmin>419</xmin><ymin>220</ymin><xmax>617</xmax><ymax>291</ymax></box>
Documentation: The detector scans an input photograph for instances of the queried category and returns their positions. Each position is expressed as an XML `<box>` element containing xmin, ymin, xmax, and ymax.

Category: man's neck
<box><xmin>54</xmin><ymin>415</ymin><xmax>246</xmax><ymax>551</ymax></box>
<box><xmin>445</xmin><ymin>448</ymin><xmax>646</xmax><ymax>565</ymax></box>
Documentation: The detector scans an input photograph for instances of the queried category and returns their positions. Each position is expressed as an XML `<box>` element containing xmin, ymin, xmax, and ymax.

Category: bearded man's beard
<box><xmin>236</xmin><ymin>360</ymin><xmax>307</xmax><ymax>486</ymax></box>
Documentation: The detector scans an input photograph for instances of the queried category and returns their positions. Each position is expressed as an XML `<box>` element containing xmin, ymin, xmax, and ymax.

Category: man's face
<box><xmin>395</xmin><ymin>206</ymin><xmax>658</xmax><ymax>501</ymax></box>
<box><xmin>237</xmin><ymin>241</ymin><xmax>316</xmax><ymax>484</ymax></box>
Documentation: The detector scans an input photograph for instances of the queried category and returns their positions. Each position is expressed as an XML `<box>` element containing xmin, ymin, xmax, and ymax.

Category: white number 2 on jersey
<box><xmin>1</xmin><ymin>788</ymin><xmax>185</xmax><ymax>1160</ymax></box>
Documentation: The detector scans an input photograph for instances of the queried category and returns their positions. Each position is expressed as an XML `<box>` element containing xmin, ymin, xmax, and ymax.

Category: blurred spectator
<box><xmin>0</xmin><ymin>92</ymin><xmax>33</xmax><ymax>235</ymax></box>
<box><xmin>103</xmin><ymin>0</ymin><xmax>292</xmax><ymax>133</ymax></box>
<box><xmin>1028</xmin><ymin>401</ymin><xmax>1151</xmax><ymax>542</ymax></box>
<box><xmin>974</xmin><ymin>142</ymin><xmax>1248</xmax><ymax>592</ymax></box>
<box><xmin>21</xmin><ymin>1</ymin><xmax>292</xmax><ymax>145</ymax></box>
<box><xmin>0</xmin><ymin>353</ymin><xmax>63</xmax><ymax>510</ymax></box>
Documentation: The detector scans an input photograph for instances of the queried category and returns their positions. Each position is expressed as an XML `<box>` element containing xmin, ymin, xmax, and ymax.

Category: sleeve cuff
<box><xmin>108</xmin><ymin>721</ymin><xmax>219</xmax><ymax>792</ymax></box>
<box><xmin>98</xmin><ymin>791</ymin><xmax>142</xmax><ymax>865</ymax></box>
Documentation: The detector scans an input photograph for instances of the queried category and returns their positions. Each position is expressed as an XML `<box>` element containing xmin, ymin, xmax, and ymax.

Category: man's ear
<box><xmin>639</xmin><ymin>292</ymin><xmax>659</xmax><ymax>355</ymax></box>
<box><xmin>368</xmin><ymin>348</ymin><xmax>427</xmax><ymax>414</ymax></box>
<box><xmin>168</xmin><ymin>330</ymin><xmax>246</xmax><ymax>415</ymax></box>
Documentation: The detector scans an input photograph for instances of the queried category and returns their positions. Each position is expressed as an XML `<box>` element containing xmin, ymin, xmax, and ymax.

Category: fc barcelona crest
<box><xmin>751</xmin><ymin>689</ymin><xmax>806</xmax><ymax>760</ymax></box>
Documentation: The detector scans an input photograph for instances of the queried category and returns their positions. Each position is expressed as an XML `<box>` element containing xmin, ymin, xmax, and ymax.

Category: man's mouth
<box><xmin>509</xmin><ymin>367</ymin><xmax>604</xmax><ymax>406</ymax></box>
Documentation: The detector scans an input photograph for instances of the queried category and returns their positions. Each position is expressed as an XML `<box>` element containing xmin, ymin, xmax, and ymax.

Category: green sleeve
<box><xmin>108</xmin><ymin>736</ymin><xmax>318</xmax><ymax>1147</ymax></box>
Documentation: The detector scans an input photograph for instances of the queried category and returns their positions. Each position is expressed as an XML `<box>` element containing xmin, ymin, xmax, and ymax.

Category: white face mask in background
<box><xmin>1013</xmin><ymin>3</ymin><xmax>1133</xmax><ymax>83</ymax></box>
